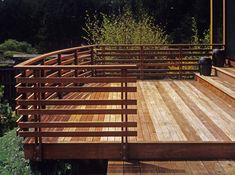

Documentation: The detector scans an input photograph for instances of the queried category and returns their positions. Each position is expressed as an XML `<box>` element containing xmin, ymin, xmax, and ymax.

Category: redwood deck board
<box><xmin>107</xmin><ymin>161</ymin><xmax>235</xmax><ymax>175</ymax></box>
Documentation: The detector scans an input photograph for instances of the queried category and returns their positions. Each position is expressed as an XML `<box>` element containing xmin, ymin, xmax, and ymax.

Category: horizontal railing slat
<box><xmin>18</xmin><ymin>121</ymin><xmax>137</xmax><ymax>128</ymax></box>
<box><xmin>16</xmin><ymin>77</ymin><xmax>137</xmax><ymax>83</ymax></box>
<box><xmin>17</xmin><ymin>87</ymin><xmax>137</xmax><ymax>93</ymax></box>
<box><xmin>17</xmin><ymin>109</ymin><xmax>137</xmax><ymax>115</ymax></box>
<box><xmin>18</xmin><ymin>131</ymin><xmax>137</xmax><ymax>137</ymax></box>
<box><xmin>15</xmin><ymin>64</ymin><xmax>137</xmax><ymax>70</ymax></box>
<box><xmin>96</xmin><ymin>53</ymin><xmax>211</xmax><ymax>57</ymax></box>
<box><xmin>17</xmin><ymin>99</ymin><xmax>137</xmax><ymax>106</ymax></box>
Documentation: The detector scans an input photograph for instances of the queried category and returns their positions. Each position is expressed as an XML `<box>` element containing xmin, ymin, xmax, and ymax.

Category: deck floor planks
<box><xmin>123</xmin><ymin>161</ymin><xmax>141</xmax><ymax>175</ymax></box>
<box><xmin>141</xmin><ymin>81</ymin><xmax>186</xmax><ymax>141</ymax></box>
<box><xmin>92</xmin><ymin>89</ymin><xmax>104</xmax><ymax>142</ymax></box>
<box><xmin>213</xmin><ymin>77</ymin><xmax>235</xmax><ymax>91</ymax></box>
<box><xmin>107</xmin><ymin>161</ymin><xmax>124</xmax><ymax>175</ymax></box>
<box><xmin>155</xmin><ymin>161</ymin><xmax>176</xmax><ymax>175</ymax></box>
<box><xmin>54</xmin><ymin>91</ymin><xmax>80</xmax><ymax>143</ymax></box>
<box><xmin>159</xmin><ymin>82</ymin><xmax>209</xmax><ymax>141</ymax></box>
<box><xmin>177</xmin><ymin>82</ymin><xmax>235</xmax><ymax>140</ymax></box>
<box><xmin>170</xmin><ymin>81</ymin><xmax>228</xmax><ymax>141</ymax></box>
<box><xmin>223</xmin><ymin>67</ymin><xmax>235</xmax><ymax>75</ymax></box>
<box><xmin>191</xmin><ymin>81</ymin><xmax>235</xmax><ymax>117</ymax></box>
<box><xmin>202</xmin><ymin>161</ymin><xmax>230</xmax><ymax>175</ymax></box>
<box><xmin>139</xmin><ymin>81</ymin><xmax>166</xmax><ymax>141</ymax></box>
<box><xmin>108</xmin><ymin>161</ymin><xmax>235</xmax><ymax>175</ymax></box>
<box><xmin>65</xmin><ymin>92</ymin><xmax>84</xmax><ymax>143</ymax></box>
<box><xmin>139</xmin><ymin>81</ymin><xmax>170</xmax><ymax>141</ymax></box>
<box><xmin>187</xmin><ymin>161</ymin><xmax>210</xmax><ymax>175</ymax></box>
<box><xmin>127</xmin><ymin>86</ymin><xmax>137</xmax><ymax>143</ymax></box>
<box><xmin>219</xmin><ymin>161</ymin><xmax>235</xmax><ymax>175</ymax></box>
<box><xmin>29</xmin><ymin>80</ymin><xmax>235</xmax><ymax>144</ymax></box>
<box><xmin>140</xmin><ymin>161</ymin><xmax>158</xmax><ymax>175</ymax></box>
<box><xmin>136</xmin><ymin>82</ymin><xmax>155</xmax><ymax>142</ymax></box>
<box><xmin>182</xmin><ymin>81</ymin><xmax>235</xmax><ymax>140</ymax></box>
<box><xmin>65</xmin><ymin>92</ymin><xmax>89</xmax><ymax>143</ymax></box>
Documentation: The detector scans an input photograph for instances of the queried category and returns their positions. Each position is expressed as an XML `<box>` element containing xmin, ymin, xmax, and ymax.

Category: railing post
<box><xmin>57</xmin><ymin>54</ymin><xmax>62</xmax><ymax>99</ymax></box>
<box><xmin>101</xmin><ymin>46</ymin><xmax>105</xmax><ymax>76</ymax></box>
<box><xmin>121</xmin><ymin>68</ymin><xmax>128</xmax><ymax>161</ymax></box>
<box><xmin>91</xmin><ymin>46</ymin><xmax>95</xmax><ymax>77</ymax></box>
<box><xmin>21</xmin><ymin>70</ymin><xmax>28</xmax><ymax>131</ymax></box>
<box><xmin>33</xmin><ymin>69</ymin><xmax>42</xmax><ymax>161</ymax></box>
<box><xmin>74</xmin><ymin>50</ymin><xmax>78</xmax><ymax>86</ymax></box>
<box><xmin>179</xmin><ymin>46</ymin><xmax>182</xmax><ymax>79</ymax></box>
<box><xmin>140</xmin><ymin>46</ymin><xmax>144</xmax><ymax>79</ymax></box>
<box><xmin>41</xmin><ymin>59</ymin><xmax>46</xmax><ymax>109</ymax></box>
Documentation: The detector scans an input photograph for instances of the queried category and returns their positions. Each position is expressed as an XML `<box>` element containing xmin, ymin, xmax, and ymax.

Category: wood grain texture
<box><xmin>107</xmin><ymin>161</ymin><xmax>235</xmax><ymax>175</ymax></box>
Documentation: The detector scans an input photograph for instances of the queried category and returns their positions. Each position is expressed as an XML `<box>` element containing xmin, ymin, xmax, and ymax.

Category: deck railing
<box><xmin>15</xmin><ymin>44</ymin><xmax>223</xmax><ymax>160</ymax></box>
<box><xmin>94</xmin><ymin>44</ymin><xmax>224</xmax><ymax>79</ymax></box>
<box><xmin>15</xmin><ymin>45</ymin><xmax>138</xmax><ymax>160</ymax></box>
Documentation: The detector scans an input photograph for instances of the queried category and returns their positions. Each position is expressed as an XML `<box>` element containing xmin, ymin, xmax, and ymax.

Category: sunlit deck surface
<box><xmin>107</xmin><ymin>160</ymin><xmax>235</xmax><ymax>175</ymax></box>
<box><xmin>24</xmin><ymin>80</ymin><xmax>235</xmax><ymax>144</ymax></box>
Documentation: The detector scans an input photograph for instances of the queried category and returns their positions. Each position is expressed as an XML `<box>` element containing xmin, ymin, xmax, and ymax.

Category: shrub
<box><xmin>83</xmin><ymin>9</ymin><xmax>170</xmax><ymax>45</ymax></box>
<box><xmin>0</xmin><ymin>85</ymin><xmax>17</xmax><ymax>136</ymax></box>
<box><xmin>191</xmin><ymin>17</ymin><xmax>210</xmax><ymax>45</ymax></box>
<box><xmin>0</xmin><ymin>39</ymin><xmax>37</xmax><ymax>59</ymax></box>
<box><xmin>0</xmin><ymin>129</ymin><xmax>31</xmax><ymax>175</ymax></box>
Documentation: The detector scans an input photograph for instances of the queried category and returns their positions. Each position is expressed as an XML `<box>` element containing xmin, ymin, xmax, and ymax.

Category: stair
<box><xmin>195</xmin><ymin>67</ymin><xmax>235</xmax><ymax>106</ymax></box>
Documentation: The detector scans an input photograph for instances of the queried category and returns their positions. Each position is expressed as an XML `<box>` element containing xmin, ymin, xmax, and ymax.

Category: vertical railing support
<box><xmin>41</xmin><ymin>59</ymin><xmax>46</xmax><ymax>109</ymax></box>
<box><xmin>57</xmin><ymin>54</ymin><xmax>62</xmax><ymax>99</ymax></box>
<box><xmin>21</xmin><ymin>70</ymin><xmax>28</xmax><ymax>132</ymax></box>
<box><xmin>74</xmin><ymin>50</ymin><xmax>79</xmax><ymax>86</ymax></box>
<box><xmin>140</xmin><ymin>46</ymin><xmax>144</xmax><ymax>79</ymax></box>
<box><xmin>121</xmin><ymin>68</ymin><xmax>128</xmax><ymax>161</ymax></box>
<box><xmin>179</xmin><ymin>46</ymin><xmax>183</xmax><ymax>79</ymax></box>
<box><xmin>91</xmin><ymin>46</ymin><xmax>94</xmax><ymax>77</ymax></box>
<box><xmin>33</xmin><ymin>69</ymin><xmax>42</xmax><ymax>161</ymax></box>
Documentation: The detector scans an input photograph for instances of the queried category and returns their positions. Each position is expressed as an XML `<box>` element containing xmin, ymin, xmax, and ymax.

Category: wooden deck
<box><xmin>21</xmin><ymin>80</ymin><xmax>235</xmax><ymax>160</ymax></box>
<box><xmin>107</xmin><ymin>160</ymin><xmax>235</xmax><ymax>175</ymax></box>
<box><xmin>24</xmin><ymin>80</ymin><xmax>235</xmax><ymax>143</ymax></box>
<box><xmin>15</xmin><ymin>44</ymin><xmax>234</xmax><ymax>161</ymax></box>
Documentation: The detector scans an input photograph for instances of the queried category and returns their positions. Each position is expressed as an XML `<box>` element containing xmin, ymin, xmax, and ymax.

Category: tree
<box><xmin>83</xmin><ymin>9</ymin><xmax>170</xmax><ymax>45</ymax></box>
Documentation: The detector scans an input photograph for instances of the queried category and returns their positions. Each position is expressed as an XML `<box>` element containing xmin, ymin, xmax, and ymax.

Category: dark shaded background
<box><xmin>0</xmin><ymin>0</ymin><xmax>213</xmax><ymax>52</ymax></box>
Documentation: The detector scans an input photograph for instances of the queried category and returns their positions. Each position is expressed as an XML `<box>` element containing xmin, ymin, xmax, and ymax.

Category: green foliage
<box><xmin>0</xmin><ymin>85</ymin><xmax>3</xmax><ymax>97</ymax></box>
<box><xmin>0</xmin><ymin>85</ymin><xmax>17</xmax><ymax>136</ymax></box>
<box><xmin>191</xmin><ymin>17</ymin><xmax>200</xmax><ymax>44</ymax></box>
<box><xmin>202</xmin><ymin>29</ymin><xmax>210</xmax><ymax>44</ymax></box>
<box><xmin>83</xmin><ymin>9</ymin><xmax>170</xmax><ymax>44</ymax></box>
<box><xmin>0</xmin><ymin>129</ymin><xmax>31</xmax><ymax>175</ymax></box>
<box><xmin>191</xmin><ymin>17</ymin><xmax>210</xmax><ymax>45</ymax></box>
<box><xmin>0</xmin><ymin>39</ymin><xmax>37</xmax><ymax>59</ymax></box>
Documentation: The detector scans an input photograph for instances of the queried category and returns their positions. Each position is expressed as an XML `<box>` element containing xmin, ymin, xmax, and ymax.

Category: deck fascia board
<box><xmin>24</xmin><ymin>142</ymin><xmax>235</xmax><ymax>160</ymax></box>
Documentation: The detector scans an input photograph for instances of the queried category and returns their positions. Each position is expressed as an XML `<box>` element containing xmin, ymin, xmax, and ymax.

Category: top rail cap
<box><xmin>14</xmin><ymin>64</ymin><xmax>137</xmax><ymax>70</ymax></box>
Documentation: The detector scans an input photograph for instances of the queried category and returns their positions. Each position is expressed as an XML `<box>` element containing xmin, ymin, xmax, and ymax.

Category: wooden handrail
<box><xmin>15</xmin><ymin>64</ymin><xmax>137</xmax><ymax>69</ymax></box>
<box><xmin>17</xmin><ymin>45</ymin><xmax>96</xmax><ymax>66</ymax></box>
